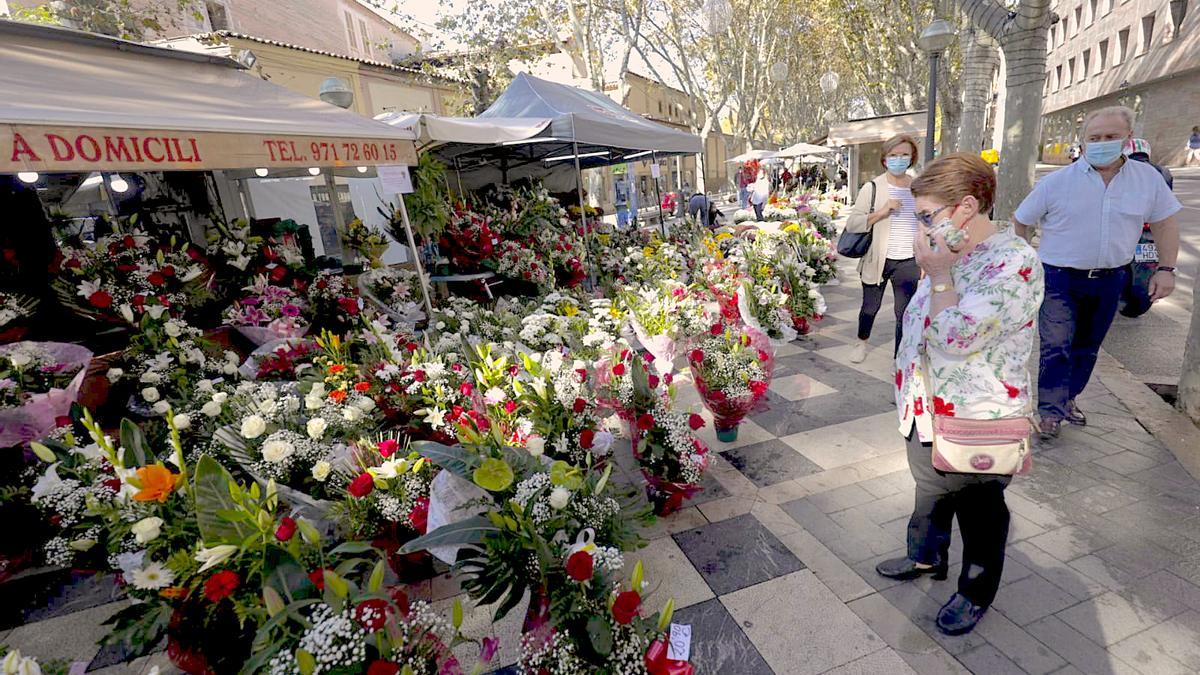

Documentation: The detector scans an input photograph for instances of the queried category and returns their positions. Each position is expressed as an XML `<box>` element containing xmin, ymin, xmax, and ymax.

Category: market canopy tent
<box><xmin>0</xmin><ymin>20</ymin><xmax>417</xmax><ymax>174</ymax></box>
<box><xmin>826</xmin><ymin>111</ymin><xmax>927</xmax><ymax>147</ymax></box>
<box><xmin>376</xmin><ymin>112</ymin><xmax>553</xmax><ymax>147</ymax></box>
<box><xmin>399</xmin><ymin>73</ymin><xmax>702</xmax><ymax>188</ymax></box>
<box><xmin>776</xmin><ymin>142</ymin><xmax>836</xmax><ymax>157</ymax></box>
<box><xmin>726</xmin><ymin>149</ymin><xmax>779</xmax><ymax>163</ymax></box>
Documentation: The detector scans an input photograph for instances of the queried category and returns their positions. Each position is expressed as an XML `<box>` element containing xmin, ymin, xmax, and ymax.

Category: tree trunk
<box><xmin>958</xmin><ymin>28</ymin><xmax>1000</xmax><ymax>153</ymax></box>
<box><xmin>1180</xmin><ymin>272</ymin><xmax>1200</xmax><ymax>423</ymax></box>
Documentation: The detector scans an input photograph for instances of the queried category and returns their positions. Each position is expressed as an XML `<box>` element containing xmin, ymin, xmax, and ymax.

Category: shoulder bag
<box><xmin>836</xmin><ymin>180</ymin><xmax>876</xmax><ymax>259</ymax></box>
<box><xmin>920</xmin><ymin>347</ymin><xmax>1034</xmax><ymax>476</ymax></box>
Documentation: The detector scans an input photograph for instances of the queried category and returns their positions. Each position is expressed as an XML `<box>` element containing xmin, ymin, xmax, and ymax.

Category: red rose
<box><xmin>354</xmin><ymin>381</ymin><xmax>371</xmax><ymax>393</ymax></box>
<box><xmin>338</xmin><ymin>297</ymin><xmax>361</xmax><ymax>316</ymax></box>
<box><xmin>570</xmin><ymin>397</ymin><xmax>587</xmax><ymax>414</ymax></box>
<box><xmin>308</xmin><ymin>568</ymin><xmax>330</xmax><ymax>590</ymax></box>
<box><xmin>348</xmin><ymin>472</ymin><xmax>375</xmax><ymax>498</ymax></box>
<box><xmin>122</xmin><ymin>235</ymin><xmax>136</xmax><ymax>249</ymax></box>
<box><xmin>748</xmin><ymin>380</ymin><xmax>768</xmax><ymax>397</ymax></box>
<box><xmin>203</xmin><ymin>570</ymin><xmax>240</xmax><ymax>603</ymax></box>
<box><xmin>688</xmin><ymin>414</ymin><xmax>705</xmax><ymax>431</ymax></box>
<box><xmin>575</xmin><ymin>368</ymin><xmax>588</xmax><ymax>382</ymax></box>
<box><xmin>642</xmin><ymin>352</ymin><xmax>655</xmax><ymax>363</ymax></box>
<box><xmin>580</xmin><ymin>429</ymin><xmax>595</xmax><ymax>449</ymax></box>
<box><xmin>689</xmin><ymin>349</ymin><xmax>705</xmax><ymax>364</ymax></box>
<box><xmin>612</xmin><ymin>363</ymin><xmax>626</xmax><ymax>376</ymax></box>
<box><xmin>637</xmin><ymin>413</ymin><xmax>655</xmax><ymax>430</ymax></box>
<box><xmin>412</xmin><ymin>370</ymin><xmax>427</xmax><ymax>383</ymax></box>
<box><xmin>612</xmin><ymin>590</ymin><xmax>641</xmax><ymax>624</ymax></box>
<box><xmin>131</xmin><ymin>294</ymin><xmax>146</xmax><ymax>307</ymax></box>
<box><xmin>663</xmin><ymin>373</ymin><xmax>673</xmax><ymax>385</ymax></box>
<box><xmin>147</xmin><ymin>272</ymin><xmax>165</xmax><ymax>287</ymax></box>
<box><xmin>566</xmin><ymin>550</ymin><xmax>594</xmax><ymax>582</ymax></box>
<box><xmin>459</xmin><ymin>382</ymin><xmax>473</xmax><ymax>397</ymax></box>
<box><xmin>353</xmin><ymin>598</ymin><xmax>390</xmax><ymax>631</ymax></box>
<box><xmin>367</xmin><ymin>662</ymin><xmax>400</xmax><ymax>675</ymax></box>
<box><xmin>648</xmin><ymin>375</ymin><xmax>660</xmax><ymax>389</ymax></box>
<box><xmin>757</xmin><ymin>349</ymin><xmax>770</xmax><ymax>364</ymax></box>
<box><xmin>503</xmin><ymin>399</ymin><xmax>517</xmax><ymax>414</ymax></box>
<box><xmin>710</xmin><ymin>323</ymin><xmax>723</xmax><ymax>336</ymax></box>
<box><xmin>1004</xmin><ymin>383</ymin><xmax>1021</xmax><ymax>399</ymax></box>
<box><xmin>933</xmin><ymin>397</ymin><xmax>956</xmax><ymax>416</ymax></box>
<box><xmin>275</xmin><ymin>516</ymin><xmax>297</xmax><ymax>542</ymax></box>
<box><xmin>160</xmin><ymin>265</ymin><xmax>175</xmax><ymax>277</ymax></box>
<box><xmin>270</xmin><ymin>266</ymin><xmax>288</xmax><ymax>282</ymax></box>
<box><xmin>408</xmin><ymin>496</ymin><xmax>430</xmax><ymax>534</ymax></box>
<box><xmin>378</xmin><ymin>439</ymin><xmax>399</xmax><ymax>457</ymax></box>
<box><xmin>405</xmin><ymin>341</ymin><xmax>419</xmax><ymax>352</ymax></box>
<box><xmin>87</xmin><ymin>290</ymin><xmax>113</xmax><ymax>309</ymax></box>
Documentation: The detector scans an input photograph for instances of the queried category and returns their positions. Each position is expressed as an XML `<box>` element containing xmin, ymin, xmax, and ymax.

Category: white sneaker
<box><xmin>849</xmin><ymin>340</ymin><xmax>869</xmax><ymax>363</ymax></box>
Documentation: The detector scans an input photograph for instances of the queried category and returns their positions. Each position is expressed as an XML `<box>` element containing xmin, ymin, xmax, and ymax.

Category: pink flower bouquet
<box><xmin>0</xmin><ymin>341</ymin><xmax>92</xmax><ymax>447</ymax></box>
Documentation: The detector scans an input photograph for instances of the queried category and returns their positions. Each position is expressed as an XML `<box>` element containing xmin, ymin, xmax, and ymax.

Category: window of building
<box><xmin>359</xmin><ymin>19</ymin><xmax>370</xmax><ymax>53</ymax></box>
<box><xmin>205</xmin><ymin>1</ymin><xmax>229</xmax><ymax>31</ymax></box>
<box><xmin>1140</xmin><ymin>13</ymin><xmax>1155</xmax><ymax>53</ymax></box>
<box><xmin>1045</xmin><ymin>71</ymin><xmax>1052</xmax><ymax>95</ymax></box>
<box><xmin>1074</xmin><ymin>6</ymin><xmax>1082</xmax><ymax>33</ymax></box>
<box><xmin>1066</xmin><ymin>57</ymin><xmax>1075</xmax><ymax>86</ymax></box>
<box><xmin>1117</xmin><ymin>27</ymin><xmax>1130</xmax><ymax>63</ymax></box>
<box><xmin>1098</xmin><ymin>38</ymin><xmax>1109</xmax><ymax>71</ymax></box>
<box><xmin>1081</xmin><ymin>49</ymin><xmax>1090</xmax><ymax>79</ymax></box>
<box><xmin>657</xmin><ymin>101</ymin><xmax>663</xmax><ymax>115</ymax></box>
<box><xmin>344</xmin><ymin>11</ymin><xmax>357</xmax><ymax>53</ymax></box>
<box><xmin>1061</xmin><ymin>17</ymin><xmax>1069</xmax><ymax>44</ymax></box>
<box><xmin>1055</xmin><ymin>64</ymin><xmax>1063</xmax><ymax>90</ymax></box>
<box><xmin>1089</xmin><ymin>0</ymin><xmax>1098</xmax><ymax>24</ymax></box>
<box><xmin>1050</xmin><ymin>25</ymin><xmax>1057</xmax><ymax>48</ymax></box>
<box><xmin>1106</xmin><ymin>0</ymin><xmax>1115</xmax><ymax>13</ymax></box>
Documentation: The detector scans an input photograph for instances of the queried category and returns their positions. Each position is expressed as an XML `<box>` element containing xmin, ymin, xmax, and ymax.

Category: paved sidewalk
<box><xmin>4</xmin><ymin>261</ymin><xmax>1200</xmax><ymax>673</ymax></box>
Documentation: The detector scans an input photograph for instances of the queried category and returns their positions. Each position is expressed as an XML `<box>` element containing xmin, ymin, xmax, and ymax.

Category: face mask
<box><xmin>1085</xmin><ymin>140</ymin><xmax>1125</xmax><ymax>167</ymax></box>
<box><xmin>927</xmin><ymin>206</ymin><xmax>969</xmax><ymax>251</ymax></box>
<box><xmin>885</xmin><ymin>156</ymin><xmax>911</xmax><ymax>175</ymax></box>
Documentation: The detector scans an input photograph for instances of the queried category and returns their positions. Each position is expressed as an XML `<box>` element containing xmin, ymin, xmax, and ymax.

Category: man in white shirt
<box><xmin>1012</xmin><ymin>106</ymin><xmax>1181</xmax><ymax>440</ymax></box>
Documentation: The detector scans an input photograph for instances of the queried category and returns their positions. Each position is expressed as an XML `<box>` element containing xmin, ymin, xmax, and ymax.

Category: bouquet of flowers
<box><xmin>333</xmin><ymin>437</ymin><xmax>436</xmax><ymax>544</ymax></box>
<box><xmin>519</xmin><ymin>348</ymin><xmax>613</xmax><ymax>467</ymax></box>
<box><xmin>112</xmin><ymin>314</ymin><xmax>240</xmax><ymax>415</ymax></box>
<box><xmin>780</xmin><ymin>222</ymin><xmax>838</xmax><ymax>285</ymax></box>
<box><xmin>306</xmin><ymin>272</ymin><xmax>363</xmax><ymax>334</ymax></box>
<box><xmin>440</xmin><ymin>205</ymin><xmax>498</xmax><ymax>272</ymax></box>
<box><xmin>207</xmin><ymin>218</ymin><xmax>313</xmax><ymax>291</ymax></box>
<box><xmin>0</xmin><ymin>341</ymin><xmax>91</xmax><ymax>447</ymax></box>
<box><xmin>54</xmin><ymin>229</ymin><xmax>213</xmax><ymax>324</ymax></box>
<box><xmin>357</xmin><ymin>266</ymin><xmax>426</xmax><ymax>329</ymax></box>
<box><xmin>633</xmin><ymin>403</ymin><xmax>709</xmax><ymax>516</ymax></box>
<box><xmin>240</xmin><ymin>338</ymin><xmax>321</xmax><ymax>381</ymax></box>
<box><xmin>620</xmin><ymin>282</ymin><xmax>708</xmax><ymax>373</ymax></box>
<box><xmin>222</xmin><ymin>277</ymin><xmax>309</xmax><ymax>345</ymax></box>
<box><xmin>687</xmin><ymin>323</ymin><xmax>774</xmax><ymax>442</ymax></box>
<box><xmin>0</xmin><ymin>291</ymin><xmax>37</xmax><ymax>332</ymax></box>
<box><xmin>493</xmin><ymin>239</ymin><xmax>554</xmax><ymax>290</ymax></box>
<box><xmin>339</xmin><ymin>218</ymin><xmax>390</xmax><ymax>268</ymax></box>
<box><xmin>762</xmin><ymin>204</ymin><xmax>799</xmax><ymax>222</ymax></box>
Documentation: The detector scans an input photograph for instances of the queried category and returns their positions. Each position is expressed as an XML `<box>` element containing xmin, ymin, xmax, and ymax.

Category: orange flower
<box><xmin>328</xmin><ymin>364</ymin><xmax>346</xmax><ymax>374</ymax></box>
<box><xmin>329</xmin><ymin>389</ymin><xmax>348</xmax><ymax>403</ymax></box>
<box><xmin>353</xmin><ymin>382</ymin><xmax>371</xmax><ymax>393</ymax></box>
<box><xmin>132</xmin><ymin>464</ymin><xmax>177</xmax><ymax>503</ymax></box>
<box><xmin>159</xmin><ymin>586</ymin><xmax>187</xmax><ymax>599</ymax></box>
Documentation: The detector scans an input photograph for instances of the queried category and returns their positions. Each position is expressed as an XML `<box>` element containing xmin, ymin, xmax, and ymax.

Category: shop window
<box><xmin>1117</xmin><ymin>27</ymin><xmax>1130</xmax><ymax>63</ymax></box>
<box><xmin>1098</xmin><ymin>39</ymin><xmax>1108</xmax><ymax>72</ymax></box>
<box><xmin>1141</xmin><ymin>13</ymin><xmax>1155</xmax><ymax>54</ymax></box>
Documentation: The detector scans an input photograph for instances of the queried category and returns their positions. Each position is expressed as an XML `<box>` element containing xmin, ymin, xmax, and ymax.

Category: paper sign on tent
<box><xmin>378</xmin><ymin>164</ymin><xmax>413</xmax><ymax>194</ymax></box>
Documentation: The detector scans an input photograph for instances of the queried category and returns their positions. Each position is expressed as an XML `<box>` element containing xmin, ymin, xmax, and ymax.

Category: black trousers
<box><xmin>858</xmin><ymin>257</ymin><xmax>919</xmax><ymax>354</ymax></box>
<box><xmin>905</xmin><ymin>431</ymin><xmax>1011</xmax><ymax>608</ymax></box>
<box><xmin>752</xmin><ymin>202</ymin><xmax>764</xmax><ymax>220</ymax></box>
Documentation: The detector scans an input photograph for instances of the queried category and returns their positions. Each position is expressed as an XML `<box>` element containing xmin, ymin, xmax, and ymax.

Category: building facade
<box><xmin>1041</xmin><ymin>0</ymin><xmax>1200</xmax><ymax>165</ymax></box>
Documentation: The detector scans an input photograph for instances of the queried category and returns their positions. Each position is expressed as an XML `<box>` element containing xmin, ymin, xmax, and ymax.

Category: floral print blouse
<box><xmin>895</xmin><ymin>228</ymin><xmax>1044</xmax><ymax>442</ymax></box>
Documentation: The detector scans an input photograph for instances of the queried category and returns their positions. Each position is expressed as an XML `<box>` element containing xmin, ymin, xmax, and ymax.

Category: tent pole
<box><xmin>323</xmin><ymin>169</ymin><xmax>348</xmax><ymax>264</ymax></box>
<box><xmin>652</xmin><ymin>151</ymin><xmax>665</xmax><ymax>238</ymax></box>
<box><xmin>571</xmin><ymin>139</ymin><xmax>592</xmax><ymax>285</ymax></box>
<box><xmin>453</xmin><ymin>156</ymin><xmax>464</xmax><ymax>197</ymax></box>
<box><xmin>395</xmin><ymin>194</ymin><xmax>436</xmax><ymax>322</ymax></box>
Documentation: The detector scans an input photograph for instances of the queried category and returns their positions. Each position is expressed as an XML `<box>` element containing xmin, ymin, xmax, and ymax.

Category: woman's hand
<box><xmin>914</xmin><ymin>227</ymin><xmax>966</xmax><ymax>282</ymax></box>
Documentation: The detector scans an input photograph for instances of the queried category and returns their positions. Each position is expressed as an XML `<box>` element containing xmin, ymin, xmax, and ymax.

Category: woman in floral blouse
<box><xmin>874</xmin><ymin>153</ymin><xmax>1044</xmax><ymax>636</ymax></box>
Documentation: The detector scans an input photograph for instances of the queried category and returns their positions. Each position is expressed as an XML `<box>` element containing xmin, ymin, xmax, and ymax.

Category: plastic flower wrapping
<box><xmin>687</xmin><ymin>323</ymin><xmax>775</xmax><ymax>432</ymax></box>
<box><xmin>358</xmin><ymin>266</ymin><xmax>426</xmax><ymax>329</ymax></box>
<box><xmin>222</xmin><ymin>275</ymin><xmax>309</xmax><ymax>344</ymax></box>
<box><xmin>0</xmin><ymin>341</ymin><xmax>91</xmax><ymax>447</ymax></box>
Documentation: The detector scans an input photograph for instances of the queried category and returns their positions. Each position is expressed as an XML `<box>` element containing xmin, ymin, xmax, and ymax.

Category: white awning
<box><xmin>827</xmin><ymin>112</ymin><xmax>927</xmax><ymax>147</ymax></box>
<box><xmin>726</xmin><ymin>149</ymin><xmax>780</xmax><ymax>163</ymax></box>
<box><xmin>0</xmin><ymin>21</ymin><xmax>417</xmax><ymax>173</ymax></box>
<box><xmin>376</xmin><ymin>112</ymin><xmax>553</xmax><ymax>146</ymax></box>
<box><xmin>776</xmin><ymin>142</ymin><xmax>836</xmax><ymax>157</ymax></box>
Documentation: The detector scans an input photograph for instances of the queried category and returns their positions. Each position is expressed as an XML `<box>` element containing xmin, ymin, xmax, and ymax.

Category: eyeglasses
<box><xmin>916</xmin><ymin>204</ymin><xmax>954</xmax><ymax>227</ymax></box>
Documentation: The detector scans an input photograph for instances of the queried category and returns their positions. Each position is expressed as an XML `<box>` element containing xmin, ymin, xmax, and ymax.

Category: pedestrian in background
<box><xmin>877</xmin><ymin>153</ymin><xmax>1044</xmax><ymax>636</ymax></box>
<box><xmin>843</xmin><ymin>133</ymin><xmax>921</xmax><ymax>364</ymax></box>
<box><xmin>1186</xmin><ymin>126</ymin><xmax>1200</xmax><ymax>166</ymax></box>
<box><xmin>737</xmin><ymin>162</ymin><xmax>753</xmax><ymax>208</ymax></box>
<box><xmin>1120</xmin><ymin>138</ymin><xmax>1173</xmax><ymax>319</ymax></box>
<box><xmin>1012</xmin><ymin>106</ymin><xmax>1180</xmax><ymax>441</ymax></box>
<box><xmin>749</xmin><ymin>168</ymin><xmax>769</xmax><ymax>221</ymax></box>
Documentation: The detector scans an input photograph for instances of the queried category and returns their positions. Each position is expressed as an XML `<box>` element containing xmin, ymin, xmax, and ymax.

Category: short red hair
<box><xmin>911</xmin><ymin>153</ymin><xmax>996</xmax><ymax>213</ymax></box>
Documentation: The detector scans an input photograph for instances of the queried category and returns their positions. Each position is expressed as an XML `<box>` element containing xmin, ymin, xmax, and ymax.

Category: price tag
<box><xmin>667</xmin><ymin>623</ymin><xmax>691</xmax><ymax>661</ymax></box>
<box><xmin>378</xmin><ymin>164</ymin><xmax>414</xmax><ymax>195</ymax></box>
<box><xmin>1134</xmin><ymin>242</ymin><xmax>1158</xmax><ymax>262</ymax></box>
<box><xmin>651</xmin><ymin>163</ymin><xmax>661</xmax><ymax>179</ymax></box>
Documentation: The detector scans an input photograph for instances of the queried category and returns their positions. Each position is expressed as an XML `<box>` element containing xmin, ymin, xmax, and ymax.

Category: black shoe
<box><xmin>875</xmin><ymin>557</ymin><xmax>948</xmax><ymax>581</ymax></box>
<box><xmin>1065</xmin><ymin>400</ymin><xmax>1087</xmax><ymax>426</ymax></box>
<box><xmin>936</xmin><ymin>593</ymin><xmax>987</xmax><ymax>635</ymax></box>
<box><xmin>1038</xmin><ymin>418</ymin><xmax>1061</xmax><ymax>442</ymax></box>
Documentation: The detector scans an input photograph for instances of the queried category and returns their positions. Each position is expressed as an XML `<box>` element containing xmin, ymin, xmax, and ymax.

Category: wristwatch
<box><xmin>1158</xmin><ymin>266</ymin><xmax>1176</xmax><ymax>274</ymax></box>
<box><xmin>931</xmin><ymin>282</ymin><xmax>953</xmax><ymax>294</ymax></box>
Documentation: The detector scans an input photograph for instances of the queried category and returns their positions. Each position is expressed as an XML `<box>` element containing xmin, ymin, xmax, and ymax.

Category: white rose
<box><xmin>105</xmin><ymin>367</ymin><xmax>124</xmax><ymax>382</ymax></box>
<box><xmin>140</xmin><ymin>371</ymin><xmax>162</xmax><ymax>384</ymax></box>
<box><xmin>354</xmin><ymin>397</ymin><xmax>375</xmax><ymax>412</ymax></box>
<box><xmin>164</xmin><ymin>321</ymin><xmax>183</xmax><ymax>338</ymax></box>
<box><xmin>342</xmin><ymin>406</ymin><xmax>363</xmax><ymax>423</ymax></box>
<box><xmin>171</xmin><ymin>413</ymin><xmax>191</xmax><ymax>431</ymax></box>
<box><xmin>240</xmin><ymin>414</ymin><xmax>267</xmax><ymax>439</ymax></box>
<box><xmin>222</xmin><ymin>362</ymin><xmax>238</xmax><ymax>375</ymax></box>
<box><xmin>284</xmin><ymin>397</ymin><xmax>301</xmax><ymax>413</ymax></box>
<box><xmin>262</xmin><ymin>438</ymin><xmax>295</xmax><ymax>463</ymax></box>
<box><xmin>258</xmin><ymin>399</ymin><xmax>278</xmax><ymax>415</ymax></box>
<box><xmin>197</xmin><ymin>379</ymin><xmax>215</xmax><ymax>393</ymax></box>
<box><xmin>141</xmin><ymin>387</ymin><xmax>160</xmax><ymax>403</ymax></box>
<box><xmin>131</xmin><ymin>516</ymin><xmax>164</xmax><ymax>544</ymax></box>
<box><xmin>211</xmin><ymin>392</ymin><xmax>228</xmax><ymax>404</ymax></box>
<box><xmin>152</xmin><ymin>400</ymin><xmax>170</xmax><ymax>415</ymax></box>
<box><xmin>306</xmin><ymin>418</ymin><xmax>328</xmax><ymax>440</ymax></box>
<box><xmin>526</xmin><ymin>436</ymin><xmax>545</xmax><ymax>457</ymax></box>
<box><xmin>549</xmin><ymin>487</ymin><xmax>571</xmax><ymax>510</ymax></box>
<box><xmin>305</xmin><ymin>396</ymin><xmax>323</xmax><ymax>411</ymax></box>
<box><xmin>146</xmin><ymin>305</ymin><xmax>166</xmax><ymax>320</ymax></box>
<box><xmin>201</xmin><ymin>400</ymin><xmax>223</xmax><ymax>417</ymax></box>
<box><xmin>311</xmin><ymin>461</ymin><xmax>332</xmax><ymax>482</ymax></box>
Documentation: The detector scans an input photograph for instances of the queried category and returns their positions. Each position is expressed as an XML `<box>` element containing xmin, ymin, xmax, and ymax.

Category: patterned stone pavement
<box><xmin>4</xmin><ymin>260</ymin><xmax>1200</xmax><ymax>673</ymax></box>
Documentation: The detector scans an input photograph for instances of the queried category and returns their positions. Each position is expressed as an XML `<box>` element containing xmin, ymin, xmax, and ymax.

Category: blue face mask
<box><xmin>885</xmin><ymin>156</ymin><xmax>911</xmax><ymax>175</ymax></box>
<box><xmin>1085</xmin><ymin>139</ymin><xmax>1125</xmax><ymax>167</ymax></box>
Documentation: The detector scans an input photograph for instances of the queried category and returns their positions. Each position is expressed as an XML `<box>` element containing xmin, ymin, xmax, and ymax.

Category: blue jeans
<box><xmin>616</xmin><ymin>206</ymin><xmax>630</xmax><ymax>229</ymax></box>
<box><xmin>1037</xmin><ymin>264</ymin><xmax>1129</xmax><ymax>421</ymax></box>
<box><xmin>738</xmin><ymin>186</ymin><xmax>748</xmax><ymax>208</ymax></box>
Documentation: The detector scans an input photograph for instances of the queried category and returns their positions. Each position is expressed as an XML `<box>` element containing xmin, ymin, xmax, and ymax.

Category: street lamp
<box><xmin>319</xmin><ymin>77</ymin><xmax>355</xmax><ymax>109</ymax></box>
<box><xmin>819</xmin><ymin>71</ymin><xmax>839</xmax><ymax>95</ymax></box>
<box><xmin>918</xmin><ymin>19</ymin><xmax>957</xmax><ymax>162</ymax></box>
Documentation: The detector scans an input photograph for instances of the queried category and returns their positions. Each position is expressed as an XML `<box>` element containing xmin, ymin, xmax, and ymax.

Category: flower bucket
<box><xmin>715</xmin><ymin>422</ymin><xmax>740</xmax><ymax>443</ymax></box>
<box><xmin>642</xmin><ymin>471</ymin><xmax>702</xmax><ymax>516</ymax></box>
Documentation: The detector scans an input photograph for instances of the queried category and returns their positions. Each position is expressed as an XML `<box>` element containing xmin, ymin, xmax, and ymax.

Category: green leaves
<box><xmin>412</xmin><ymin>440</ymin><xmax>478</xmax><ymax>481</ymax></box>
<box><xmin>193</xmin><ymin>455</ymin><xmax>257</xmax><ymax>545</ymax></box>
<box><xmin>587</xmin><ymin>615</ymin><xmax>614</xmax><ymax>657</ymax></box>
<box><xmin>398</xmin><ymin>516</ymin><xmax>499</xmax><ymax>554</ymax></box>
<box><xmin>29</xmin><ymin>442</ymin><xmax>57</xmax><ymax>463</ymax></box>
<box><xmin>119</xmin><ymin>418</ymin><xmax>148</xmax><ymax>468</ymax></box>
<box><xmin>473</xmin><ymin>457</ymin><xmax>514</xmax><ymax>492</ymax></box>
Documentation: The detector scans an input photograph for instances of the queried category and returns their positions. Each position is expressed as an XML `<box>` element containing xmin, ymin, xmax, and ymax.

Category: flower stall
<box><xmin>0</xmin><ymin>21</ymin><xmax>845</xmax><ymax>675</ymax></box>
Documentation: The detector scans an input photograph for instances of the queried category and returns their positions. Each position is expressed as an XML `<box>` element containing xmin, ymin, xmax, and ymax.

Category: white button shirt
<box><xmin>1013</xmin><ymin>158</ymin><xmax>1180</xmax><ymax>269</ymax></box>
